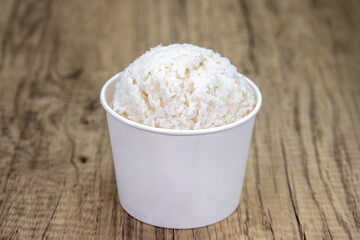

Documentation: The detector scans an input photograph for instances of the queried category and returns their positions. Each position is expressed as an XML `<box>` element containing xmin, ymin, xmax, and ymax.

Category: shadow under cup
<box><xmin>100</xmin><ymin>73</ymin><xmax>262</xmax><ymax>229</ymax></box>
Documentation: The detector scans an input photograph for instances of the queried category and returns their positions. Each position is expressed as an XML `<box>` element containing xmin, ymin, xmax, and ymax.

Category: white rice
<box><xmin>112</xmin><ymin>43</ymin><xmax>256</xmax><ymax>130</ymax></box>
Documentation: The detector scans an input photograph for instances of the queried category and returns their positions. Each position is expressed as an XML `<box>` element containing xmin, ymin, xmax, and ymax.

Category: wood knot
<box><xmin>64</xmin><ymin>68</ymin><xmax>83</xmax><ymax>79</ymax></box>
<box><xmin>85</xmin><ymin>99</ymin><xmax>100</xmax><ymax>111</ymax></box>
<box><xmin>80</xmin><ymin>117</ymin><xmax>89</xmax><ymax>125</ymax></box>
<box><xmin>79</xmin><ymin>156</ymin><xmax>88</xmax><ymax>163</ymax></box>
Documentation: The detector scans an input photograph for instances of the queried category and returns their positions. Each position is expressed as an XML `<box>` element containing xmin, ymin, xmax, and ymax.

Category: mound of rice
<box><xmin>112</xmin><ymin>43</ymin><xmax>256</xmax><ymax>130</ymax></box>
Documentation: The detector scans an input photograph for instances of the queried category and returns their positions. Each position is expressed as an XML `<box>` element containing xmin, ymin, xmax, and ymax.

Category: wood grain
<box><xmin>0</xmin><ymin>0</ymin><xmax>359</xmax><ymax>239</ymax></box>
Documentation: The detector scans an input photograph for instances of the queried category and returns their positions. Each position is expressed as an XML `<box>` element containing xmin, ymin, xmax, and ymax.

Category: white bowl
<box><xmin>100</xmin><ymin>73</ymin><xmax>262</xmax><ymax>229</ymax></box>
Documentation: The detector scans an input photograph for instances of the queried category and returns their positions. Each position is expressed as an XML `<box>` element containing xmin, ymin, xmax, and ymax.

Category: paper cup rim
<box><xmin>100</xmin><ymin>73</ymin><xmax>262</xmax><ymax>136</ymax></box>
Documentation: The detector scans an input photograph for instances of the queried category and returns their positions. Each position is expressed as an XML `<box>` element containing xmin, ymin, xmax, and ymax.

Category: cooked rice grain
<box><xmin>112</xmin><ymin>44</ymin><xmax>256</xmax><ymax>130</ymax></box>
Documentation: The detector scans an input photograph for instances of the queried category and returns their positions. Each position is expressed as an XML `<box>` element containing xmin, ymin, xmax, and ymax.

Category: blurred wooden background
<box><xmin>0</xmin><ymin>0</ymin><xmax>359</xmax><ymax>239</ymax></box>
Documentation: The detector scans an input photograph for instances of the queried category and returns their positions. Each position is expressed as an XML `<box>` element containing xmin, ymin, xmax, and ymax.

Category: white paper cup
<box><xmin>100</xmin><ymin>73</ymin><xmax>262</xmax><ymax>229</ymax></box>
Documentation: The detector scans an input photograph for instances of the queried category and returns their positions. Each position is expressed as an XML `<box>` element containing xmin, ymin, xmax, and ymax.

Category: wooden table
<box><xmin>0</xmin><ymin>0</ymin><xmax>359</xmax><ymax>239</ymax></box>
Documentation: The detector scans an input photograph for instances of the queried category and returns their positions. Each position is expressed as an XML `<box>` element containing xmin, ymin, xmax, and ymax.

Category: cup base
<box><xmin>119</xmin><ymin>198</ymin><xmax>240</xmax><ymax>229</ymax></box>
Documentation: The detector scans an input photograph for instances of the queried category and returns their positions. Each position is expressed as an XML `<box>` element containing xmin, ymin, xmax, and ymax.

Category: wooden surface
<box><xmin>0</xmin><ymin>0</ymin><xmax>359</xmax><ymax>239</ymax></box>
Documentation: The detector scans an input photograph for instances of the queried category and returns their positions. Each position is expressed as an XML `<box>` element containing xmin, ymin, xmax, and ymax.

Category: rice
<box><xmin>111</xmin><ymin>43</ymin><xmax>256</xmax><ymax>130</ymax></box>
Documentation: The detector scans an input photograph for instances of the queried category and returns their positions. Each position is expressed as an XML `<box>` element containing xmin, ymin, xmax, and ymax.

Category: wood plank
<box><xmin>0</xmin><ymin>0</ymin><xmax>359</xmax><ymax>239</ymax></box>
